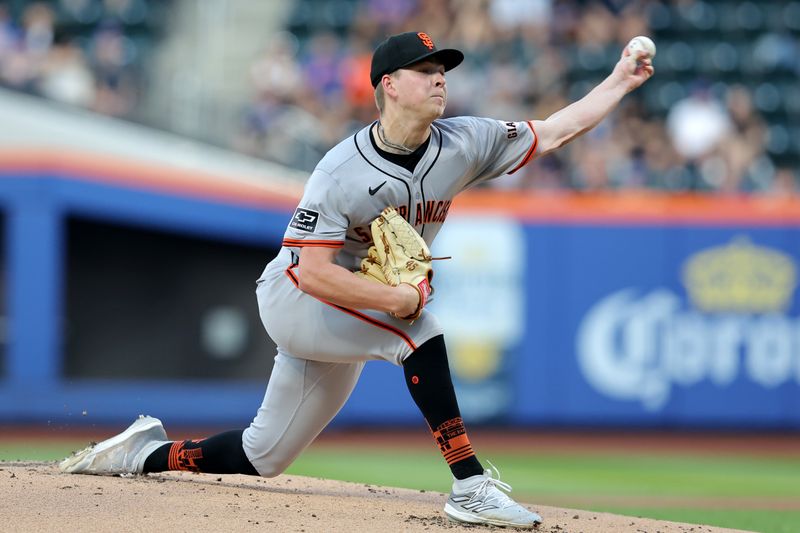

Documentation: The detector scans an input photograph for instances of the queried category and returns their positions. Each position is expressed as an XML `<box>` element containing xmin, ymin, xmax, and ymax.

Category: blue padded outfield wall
<box><xmin>1</xmin><ymin>166</ymin><xmax>799</xmax><ymax>429</ymax></box>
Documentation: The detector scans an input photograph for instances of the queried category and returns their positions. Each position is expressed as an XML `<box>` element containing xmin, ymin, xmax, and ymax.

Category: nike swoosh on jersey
<box><xmin>369</xmin><ymin>181</ymin><xmax>387</xmax><ymax>195</ymax></box>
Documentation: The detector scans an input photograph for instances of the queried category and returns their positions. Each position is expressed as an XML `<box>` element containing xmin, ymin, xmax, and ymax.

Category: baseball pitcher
<box><xmin>60</xmin><ymin>31</ymin><xmax>654</xmax><ymax>529</ymax></box>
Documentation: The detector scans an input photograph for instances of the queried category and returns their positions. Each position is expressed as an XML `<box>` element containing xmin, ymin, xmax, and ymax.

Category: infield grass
<box><xmin>283</xmin><ymin>446</ymin><xmax>800</xmax><ymax>533</ymax></box>
<box><xmin>3</xmin><ymin>440</ymin><xmax>798</xmax><ymax>533</ymax></box>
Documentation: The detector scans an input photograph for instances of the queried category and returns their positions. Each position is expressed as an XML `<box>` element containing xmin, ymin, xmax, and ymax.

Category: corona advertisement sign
<box><xmin>511</xmin><ymin>219</ymin><xmax>800</xmax><ymax>428</ymax></box>
<box><xmin>577</xmin><ymin>237</ymin><xmax>800</xmax><ymax>411</ymax></box>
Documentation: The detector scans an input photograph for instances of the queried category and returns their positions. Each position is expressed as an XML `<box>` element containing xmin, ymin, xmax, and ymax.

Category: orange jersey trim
<box><xmin>508</xmin><ymin>121</ymin><xmax>538</xmax><ymax>175</ymax></box>
<box><xmin>282</xmin><ymin>238</ymin><xmax>344</xmax><ymax>249</ymax></box>
<box><xmin>284</xmin><ymin>265</ymin><xmax>417</xmax><ymax>351</ymax></box>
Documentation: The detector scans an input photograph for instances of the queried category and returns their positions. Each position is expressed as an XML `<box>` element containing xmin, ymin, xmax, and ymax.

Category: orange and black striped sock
<box><xmin>166</xmin><ymin>439</ymin><xmax>204</xmax><ymax>471</ymax></box>
<box><xmin>432</xmin><ymin>417</ymin><xmax>478</xmax><ymax>470</ymax></box>
<box><xmin>403</xmin><ymin>335</ymin><xmax>483</xmax><ymax>480</ymax></box>
<box><xmin>142</xmin><ymin>429</ymin><xmax>258</xmax><ymax>475</ymax></box>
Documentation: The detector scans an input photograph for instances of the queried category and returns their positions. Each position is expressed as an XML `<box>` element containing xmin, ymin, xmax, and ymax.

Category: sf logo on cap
<box><xmin>417</xmin><ymin>32</ymin><xmax>434</xmax><ymax>50</ymax></box>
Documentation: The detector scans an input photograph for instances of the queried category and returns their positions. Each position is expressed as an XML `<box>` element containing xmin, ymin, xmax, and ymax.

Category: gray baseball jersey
<box><xmin>281</xmin><ymin>116</ymin><xmax>537</xmax><ymax>268</ymax></box>
<box><xmin>242</xmin><ymin>116</ymin><xmax>537</xmax><ymax>475</ymax></box>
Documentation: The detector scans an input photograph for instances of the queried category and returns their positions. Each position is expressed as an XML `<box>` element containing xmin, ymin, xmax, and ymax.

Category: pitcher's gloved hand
<box><xmin>356</xmin><ymin>206</ymin><xmax>447</xmax><ymax>321</ymax></box>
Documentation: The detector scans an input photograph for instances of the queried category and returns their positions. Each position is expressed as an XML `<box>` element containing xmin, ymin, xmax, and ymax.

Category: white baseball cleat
<box><xmin>444</xmin><ymin>463</ymin><xmax>542</xmax><ymax>529</ymax></box>
<box><xmin>59</xmin><ymin>415</ymin><xmax>168</xmax><ymax>475</ymax></box>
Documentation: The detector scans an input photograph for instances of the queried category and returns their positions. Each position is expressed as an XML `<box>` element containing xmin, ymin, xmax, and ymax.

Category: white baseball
<box><xmin>627</xmin><ymin>35</ymin><xmax>656</xmax><ymax>62</ymax></box>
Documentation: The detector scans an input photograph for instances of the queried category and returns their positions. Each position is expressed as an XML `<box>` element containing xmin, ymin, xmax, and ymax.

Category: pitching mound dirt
<box><xmin>1</xmin><ymin>462</ymin><xmax>751</xmax><ymax>533</ymax></box>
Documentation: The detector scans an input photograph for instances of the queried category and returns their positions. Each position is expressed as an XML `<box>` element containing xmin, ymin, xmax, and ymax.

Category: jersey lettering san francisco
<box><xmin>280</xmin><ymin>116</ymin><xmax>537</xmax><ymax>271</ymax></box>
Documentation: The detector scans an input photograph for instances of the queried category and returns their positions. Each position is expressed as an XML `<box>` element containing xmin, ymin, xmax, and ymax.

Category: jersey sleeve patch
<box><xmin>289</xmin><ymin>208</ymin><xmax>320</xmax><ymax>232</ymax></box>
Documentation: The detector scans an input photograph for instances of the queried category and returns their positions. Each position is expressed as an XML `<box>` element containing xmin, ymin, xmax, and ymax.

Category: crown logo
<box><xmin>682</xmin><ymin>237</ymin><xmax>797</xmax><ymax>313</ymax></box>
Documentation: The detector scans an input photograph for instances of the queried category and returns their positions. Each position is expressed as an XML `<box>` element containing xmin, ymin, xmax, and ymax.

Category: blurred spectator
<box><xmin>666</xmin><ymin>81</ymin><xmax>733</xmax><ymax>189</ymax></box>
<box><xmin>88</xmin><ymin>23</ymin><xmax>137</xmax><ymax>116</ymax></box>
<box><xmin>477</xmin><ymin>52</ymin><xmax>525</xmax><ymax>118</ymax></box>
<box><xmin>364</xmin><ymin>0</ymin><xmax>417</xmax><ymax>30</ymax></box>
<box><xmin>616</xmin><ymin>5</ymin><xmax>650</xmax><ymax>45</ymax></box>
<box><xmin>0</xmin><ymin>3</ymin><xmax>52</xmax><ymax>90</ymax></box>
<box><xmin>0</xmin><ymin>4</ymin><xmax>14</xmax><ymax>52</ymax></box>
<box><xmin>405</xmin><ymin>1</ymin><xmax>452</xmax><ymax>49</ymax></box>
<box><xmin>22</xmin><ymin>2</ymin><xmax>54</xmax><ymax>58</ymax></box>
<box><xmin>576</xmin><ymin>2</ymin><xmax>616</xmax><ymax>47</ymax></box>
<box><xmin>0</xmin><ymin>42</ymin><xmax>36</xmax><ymax>91</ymax></box>
<box><xmin>573</xmin><ymin>140</ymin><xmax>613</xmax><ymax>190</ymax></box>
<box><xmin>250</xmin><ymin>32</ymin><xmax>304</xmax><ymax>103</ymax></box>
<box><xmin>340</xmin><ymin>35</ymin><xmax>374</xmax><ymax>113</ymax></box>
<box><xmin>448</xmin><ymin>0</ymin><xmax>498</xmax><ymax>55</ymax></box>
<box><xmin>666</xmin><ymin>81</ymin><xmax>732</xmax><ymax>162</ymax></box>
<box><xmin>37</xmin><ymin>38</ymin><xmax>95</xmax><ymax>106</ymax></box>
<box><xmin>301</xmin><ymin>31</ymin><xmax>345</xmax><ymax>105</ymax></box>
<box><xmin>716</xmin><ymin>84</ymin><xmax>772</xmax><ymax>192</ymax></box>
<box><xmin>489</xmin><ymin>0</ymin><xmax>552</xmax><ymax>32</ymax></box>
<box><xmin>771</xmin><ymin>167</ymin><xmax>800</xmax><ymax>197</ymax></box>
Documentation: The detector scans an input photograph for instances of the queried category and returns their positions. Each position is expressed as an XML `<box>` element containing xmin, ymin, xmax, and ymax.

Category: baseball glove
<box><xmin>356</xmin><ymin>206</ymin><xmax>440</xmax><ymax>321</ymax></box>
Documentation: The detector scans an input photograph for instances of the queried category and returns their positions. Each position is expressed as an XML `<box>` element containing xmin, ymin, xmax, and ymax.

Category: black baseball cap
<box><xmin>370</xmin><ymin>31</ymin><xmax>464</xmax><ymax>88</ymax></box>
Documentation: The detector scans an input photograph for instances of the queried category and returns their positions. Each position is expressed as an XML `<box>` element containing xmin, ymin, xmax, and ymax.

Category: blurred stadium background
<box><xmin>1</xmin><ymin>1</ymin><xmax>800</xmax><ymax>531</ymax></box>
<box><xmin>0</xmin><ymin>0</ymin><xmax>799</xmax><ymax>431</ymax></box>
